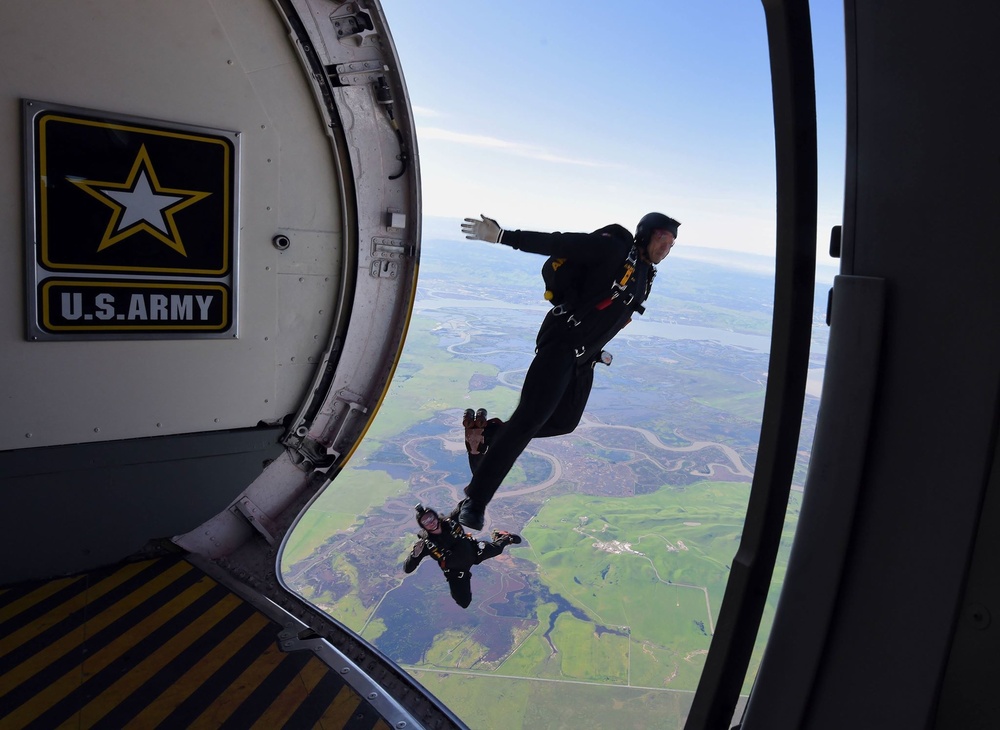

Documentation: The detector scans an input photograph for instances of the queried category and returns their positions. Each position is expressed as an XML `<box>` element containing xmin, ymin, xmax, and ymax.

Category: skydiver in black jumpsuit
<box><xmin>453</xmin><ymin>212</ymin><xmax>681</xmax><ymax>531</ymax></box>
<box><xmin>403</xmin><ymin>505</ymin><xmax>521</xmax><ymax>609</ymax></box>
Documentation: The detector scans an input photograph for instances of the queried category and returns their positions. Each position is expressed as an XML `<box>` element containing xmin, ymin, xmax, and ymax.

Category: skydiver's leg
<box><xmin>471</xmin><ymin>531</ymin><xmax>523</xmax><ymax>567</ymax></box>
<box><xmin>467</xmin><ymin>418</ymin><xmax>503</xmax><ymax>474</ymax></box>
<box><xmin>445</xmin><ymin>570</ymin><xmax>473</xmax><ymax>608</ymax></box>
<box><xmin>465</xmin><ymin>364</ymin><xmax>591</xmax><ymax>479</ymax></box>
<box><xmin>461</xmin><ymin>343</ymin><xmax>576</xmax><ymax>520</ymax></box>
<box><xmin>472</xmin><ymin>540</ymin><xmax>505</xmax><ymax>565</ymax></box>
<box><xmin>535</xmin><ymin>362</ymin><xmax>595</xmax><ymax>437</ymax></box>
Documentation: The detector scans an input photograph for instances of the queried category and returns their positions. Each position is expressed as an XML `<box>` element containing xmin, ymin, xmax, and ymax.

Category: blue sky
<box><xmin>381</xmin><ymin>0</ymin><xmax>845</xmax><ymax>260</ymax></box>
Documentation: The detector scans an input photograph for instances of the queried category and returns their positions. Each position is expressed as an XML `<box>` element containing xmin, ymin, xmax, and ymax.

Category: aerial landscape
<box><xmin>282</xmin><ymin>236</ymin><xmax>830</xmax><ymax>729</ymax></box>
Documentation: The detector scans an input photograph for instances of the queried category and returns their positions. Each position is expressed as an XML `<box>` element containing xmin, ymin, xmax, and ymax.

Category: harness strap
<box><xmin>425</xmin><ymin>519</ymin><xmax>473</xmax><ymax>565</ymax></box>
<box><xmin>551</xmin><ymin>245</ymin><xmax>651</xmax><ymax>359</ymax></box>
<box><xmin>424</xmin><ymin>539</ymin><xmax>447</xmax><ymax>562</ymax></box>
<box><xmin>551</xmin><ymin>244</ymin><xmax>646</xmax><ymax>325</ymax></box>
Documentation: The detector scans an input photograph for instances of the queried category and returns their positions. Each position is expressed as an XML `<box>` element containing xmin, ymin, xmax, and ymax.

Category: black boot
<box><xmin>457</xmin><ymin>498</ymin><xmax>486</xmax><ymax>531</ymax></box>
<box><xmin>492</xmin><ymin>529</ymin><xmax>522</xmax><ymax>546</ymax></box>
<box><xmin>464</xmin><ymin>408</ymin><xmax>486</xmax><ymax>455</ymax></box>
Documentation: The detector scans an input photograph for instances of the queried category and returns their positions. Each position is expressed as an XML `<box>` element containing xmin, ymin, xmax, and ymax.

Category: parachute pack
<box><xmin>540</xmin><ymin>224</ymin><xmax>653</xmax><ymax>321</ymax></box>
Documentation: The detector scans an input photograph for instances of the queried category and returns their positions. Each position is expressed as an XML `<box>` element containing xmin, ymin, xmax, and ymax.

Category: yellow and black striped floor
<box><xmin>0</xmin><ymin>556</ymin><xmax>390</xmax><ymax>729</ymax></box>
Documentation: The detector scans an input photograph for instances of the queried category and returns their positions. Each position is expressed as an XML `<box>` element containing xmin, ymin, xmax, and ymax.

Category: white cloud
<box><xmin>411</xmin><ymin>105</ymin><xmax>443</xmax><ymax>118</ymax></box>
<box><xmin>417</xmin><ymin>126</ymin><xmax>619</xmax><ymax>168</ymax></box>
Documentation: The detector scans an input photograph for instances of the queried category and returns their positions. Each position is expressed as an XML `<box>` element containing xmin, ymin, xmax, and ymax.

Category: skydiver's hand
<box><xmin>403</xmin><ymin>540</ymin><xmax>426</xmax><ymax>573</ymax></box>
<box><xmin>461</xmin><ymin>215</ymin><xmax>503</xmax><ymax>243</ymax></box>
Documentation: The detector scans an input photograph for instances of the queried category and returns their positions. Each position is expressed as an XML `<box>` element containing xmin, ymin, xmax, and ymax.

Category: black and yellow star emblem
<box><xmin>69</xmin><ymin>144</ymin><xmax>211</xmax><ymax>257</ymax></box>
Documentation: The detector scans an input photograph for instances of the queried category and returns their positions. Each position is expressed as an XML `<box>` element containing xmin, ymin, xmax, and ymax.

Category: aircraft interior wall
<box><xmin>0</xmin><ymin>426</ymin><xmax>284</xmax><ymax>585</ymax></box>
<box><xmin>741</xmin><ymin>2</ymin><xmax>1000</xmax><ymax>727</ymax></box>
<box><xmin>2</xmin><ymin>0</ymin><xmax>432</xmax><ymax>724</ymax></box>
<box><xmin>1</xmin><ymin>0</ymin><xmax>350</xmax><ymax>583</ymax></box>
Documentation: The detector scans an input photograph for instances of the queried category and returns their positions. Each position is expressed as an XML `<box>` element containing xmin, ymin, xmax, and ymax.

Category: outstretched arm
<box><xmin>501</xmin><ymin>229</ymin><xmax>630</xmax><ymax>260</ymax></box>
<box><xmin>460</xmin><ymin>215</ymin><xmax>630</xmax><ymax>261</ymax></box>
<box><xmin>402</xmin><ymin>540</ymin><xmax>428</xmax><ymax>573</ymax></box>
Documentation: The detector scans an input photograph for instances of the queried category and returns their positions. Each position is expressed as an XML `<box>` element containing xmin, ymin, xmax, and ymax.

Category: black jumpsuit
<box><xmin>463</xmin><ymin>224</ymin><xmax>654</xmax><ymax>512</ymax></box>
<box><xmin>403</xmin><ymin>518</ymin><xmax>510</xmax><ymax>608</ymax></box>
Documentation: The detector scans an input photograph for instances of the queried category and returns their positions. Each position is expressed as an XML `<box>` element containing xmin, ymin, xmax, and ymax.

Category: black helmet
<box><xmin>635</xmin><ymin>212</ymin><xmax>680</xmax><ymax>248</ymax></box>
<box><xmin>415</xmin><ymin>503</ymin><xmax>440</xmax><ymax>529</ymax></box>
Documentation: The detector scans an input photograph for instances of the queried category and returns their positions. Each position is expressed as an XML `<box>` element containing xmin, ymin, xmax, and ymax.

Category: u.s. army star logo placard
<box><xmin>23</xmin><ymin>100</ymin><xmax>240</xmax><ymax>340</ymax></box>
<box><xmin>68</xmin><ymin>144</ymin><xmax>211</xmax><ymax>258</ymax></box>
